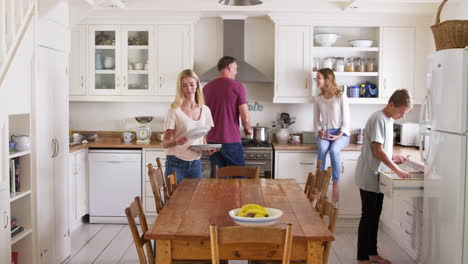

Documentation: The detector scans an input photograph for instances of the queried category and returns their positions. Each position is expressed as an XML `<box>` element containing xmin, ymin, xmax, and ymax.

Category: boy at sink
<box><xmin>355</xmin><ymin>89</ymin><xmax>412</xmax><ymax>264</ymax></box>
<box><xmin>161</xmin><ymin>69</ymin><xmax>218</xmax><ymax>183</ymax></box>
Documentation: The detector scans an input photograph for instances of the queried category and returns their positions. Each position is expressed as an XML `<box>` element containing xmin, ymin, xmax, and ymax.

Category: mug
<box><xmin>134</xmin><ymin>62</ymin><xmax>143</xmax><ymax>70</ymax></box>
<box><xmin>123</xmin><ymin>132</ymin><xmax>134</xmax><ymax>143</ymax></box>
<box><xmin>157</xmin><ymin>132</ymin><xmax>164</xmax><ymax>141</ymax></box>
<box><xmin>289</xmin><ymin>135</ymin><xmax>301</xmax><ymax>145</ymax></box>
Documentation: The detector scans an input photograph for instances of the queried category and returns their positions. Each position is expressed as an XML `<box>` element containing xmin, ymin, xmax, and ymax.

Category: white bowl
<box><xmin>348</xmin><ymin>39</ymin><xmax>373</xmax><ymax>48</ymax></box>
<box><xmin>229</xmin><ymin>208</ymin><xmax>284</xmax><ymax>226</ymax></box>
<box><xmin>314</xmin><ymin>33</ymin><xmax>340</xmax><ymax>47</ymax></box>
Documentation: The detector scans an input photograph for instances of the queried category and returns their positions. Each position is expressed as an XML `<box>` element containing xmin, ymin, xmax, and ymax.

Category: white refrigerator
<box><xmin>420</xmin><ymin>48</ymin><xmax>468</xmax><ymax>264</ymax></box>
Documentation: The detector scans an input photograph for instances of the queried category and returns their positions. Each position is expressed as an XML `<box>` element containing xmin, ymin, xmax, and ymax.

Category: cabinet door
<box><xmin>338</xmin><ymin>151</ymin><xmax>361</xmax><ymax>218</ymax></box>
<box><xmin>70</xmin><ymin>25</ymin><xmax>87</xmax><ymax>96</ymax></box>
<box><xmin>89</xmin><ymin>25</ymin><xmax>122</xmax><ymax>95</ymax></box>
<box><xmin>76</xmin><ymin>150</ymin><xmax>88</xmax><ymax>217</ymax></box>
<box><xmin>122</xmin><ymin>25</ymin><xmax>155</xmax><ymax>96</ymax></box>
<box><xmin>68</xmin><ymin>153</ymin><xmax>77</xmax><ymax>230</ymax></box>
<box><xmin>275</xmin><ymin>151</ymin><xmax>317</xmax><ymax>184</ymax></box>
<box><xmin>0</xmin><ymin>112</ymin><xmax>8</xmax><ymax>191</ymax></box>
<box><xmin>381</xmin><ymin>27</ymin><xmax>415</xmax><ymax>99</ymax></box>
<box><xmin>0</xmin><ymin>189</ymin><xmax>11</xmax><ymax>264</ymax></box>
<box><xmin>156</xmin><ymin>24</ymin><xmax>191</xmax><ymax>96</ymax></box>
<box><xmin>275</xmin><ymin>26</ymin><xmax>312</xmax><ymax>102</ymax></box>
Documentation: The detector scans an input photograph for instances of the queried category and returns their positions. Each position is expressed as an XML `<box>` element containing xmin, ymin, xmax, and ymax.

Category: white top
<box><xmin>313</xmin><ymin>94</ymin><xmax>350</xmax><ymax>136</ymax></box>
<box><xmin>164</xmin><ymin>105</ymin><xmax>214</xmax><ymax>161</ymax></box>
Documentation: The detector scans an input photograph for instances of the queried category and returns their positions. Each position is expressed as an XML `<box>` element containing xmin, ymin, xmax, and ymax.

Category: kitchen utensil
<box><xmin>103</xmin><ymin>56</ymin><xmax>115</xmax><ymax>69</ymax></box>
<box><xmin>135</xmin><ymin>116</ymin><xmax>153</xmax><ymax>144</ymax></box>
<box><xmin>314</xmin><ymin>33</ymin><xmax>340</xmax><ymax>47</ymax></box>
<box><xmin>86</xmin><ymin>132</ymin><xmax>98</xmax><ymax>141</ymax></box>
<box><xmin>190</xmin><ymin>144</ymin><xmax>222</xmax><ymax>151</ymax></box>
<box><xmin>123</xmin><ymin>132</ymin><xmax>134</xmax><ymax>143</ymax></box>
<box><xmin>11</xmin><ymin>135</ymin><xmax>30</xmax><ymax>151</ymax></box>
<box><xmin>9</xmin><ymin>141</ymin><xmax>16</xmax><ymax>151</ymax></box>
<box><xmin>134</xmin><ymin>62</ymin><xmax>143</xmax><ymax>70</ymax></box>
<box><xmin>251</xmin><ymin>125</ymin><xmax>270</xmax><ymax>143</ymax></box>
<box><xmin>348</xmin><ymin>39</ymin><xmax>373</xmax><ymax>47</ymax></box>
<box><xmin>229</xmin><ymin>208</ymin><xmax>283</xmax><ymax>226</ymax></box>
<box><xmin>276</xmin><ymin>128</ymin><xmax>290</xmax><ymax>144</ymax></box>
<box><xmin>289</xmin><ymin>135</ymin><xmax>301</xmax><ymax>144</ymax></box>
<box><xmin>183</xmin><ymin>126</ymin><xmax>210</xmax><ymax>140</ymax></box>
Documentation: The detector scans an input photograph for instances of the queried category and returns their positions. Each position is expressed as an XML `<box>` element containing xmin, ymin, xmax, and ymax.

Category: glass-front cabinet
<box><xmin>88</xmin><ymin>25</ymin><xmax>154</xmax><ymax>96</ymax></box>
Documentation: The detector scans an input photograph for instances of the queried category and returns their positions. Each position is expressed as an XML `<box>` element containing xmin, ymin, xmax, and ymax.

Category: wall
<box><xmin>69</xmin><ymin>16</ymin><xmax>422</xmax><ymax>135</ymax></box>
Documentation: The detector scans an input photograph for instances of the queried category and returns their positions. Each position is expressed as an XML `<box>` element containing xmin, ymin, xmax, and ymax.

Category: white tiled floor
<box><xmin>64</xmin><ymin>223</ymin><xmax>418</xmax><ymax>264</ymax></box>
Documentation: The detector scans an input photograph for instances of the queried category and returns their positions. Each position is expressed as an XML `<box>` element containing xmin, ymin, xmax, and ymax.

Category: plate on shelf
<box><xmin>190</xmin><ymin>144</ymin><xmax>222</xmax><ymax>151</ymax></box>
<box><xmin>183</xmin><ymin>126</ymin><xmax>210</xmax><ymax>140</ymax></box>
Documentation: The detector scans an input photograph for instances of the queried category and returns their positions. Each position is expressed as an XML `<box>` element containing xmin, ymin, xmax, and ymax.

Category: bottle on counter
<box><xmin>356</xmin><ymin>129</ymin><xmax>364</xmax><ymax>144</ymax></box>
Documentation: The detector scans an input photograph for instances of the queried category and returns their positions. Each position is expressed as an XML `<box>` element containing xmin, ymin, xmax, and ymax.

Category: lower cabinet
<box><xmin>0</xmin><ymin>189</ymin><xmax>11</xmax><ymax>264</ymax></box>
<box><xmin>337</xmin><ymin>151</ymin><xmax>361</xmax><ymax>218</ymax></box>
<box><xmin>275</xmin><ymin>151</ymin><xmax>317</xmax><ymax>188</ymax></box>
<box><xmin>68</xmin><ymin>149</ymin><xmax>88</xmax><ymax>232</ymax></box>
<box><xmin>143</xmin><ymin>149</ymin><xmax>166</xmax><ymax>214</ymax></box>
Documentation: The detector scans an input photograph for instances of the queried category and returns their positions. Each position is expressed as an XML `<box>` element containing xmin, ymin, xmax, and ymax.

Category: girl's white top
<box><xmin>313</xmin><ymin>94</ymin><xmax>350</xmax><ymax>136</ymax></box>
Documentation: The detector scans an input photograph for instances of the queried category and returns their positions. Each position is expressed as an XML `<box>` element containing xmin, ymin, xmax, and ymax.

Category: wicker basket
<box><xmin>431</xmin><ymin>0</ymin><xmax>468</xmax><ymax>51</ymax></box>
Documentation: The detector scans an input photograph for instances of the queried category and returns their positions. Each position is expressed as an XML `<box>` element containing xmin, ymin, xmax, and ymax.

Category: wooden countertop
<box><xmin>69</xmin><ymin>137</ymin><xmax>164</xmax><ymax>153</ymax></box>
<box><xmin>273</xmin><ymin>142</ymin><xmax>362</xmax><ymax>151</ymax></box>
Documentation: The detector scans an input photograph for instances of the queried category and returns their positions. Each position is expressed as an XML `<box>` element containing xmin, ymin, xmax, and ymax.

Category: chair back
<box><xmin>147</xmin><ymin>163</ymin><xmax>167</xmax><ymax>213</ymax></box>
<box><xmin>318</xmin><ymin>201</ymin><xmax>338</xmax><ymax>264</ymax></box>
<box><xmin>156</xmin><ymin>157</ymin><xmax>163</xmax><ymax>170</ymax></box>
<box><xmin>209</xmin><ymin>224</ymin><xmax>293</xmax><ymax>264</ymax></box>
<box><xmin>213</xmin><ymin>165</ymin><xmax>260</xmax><ymax>179</ymax></box>
<box><xmin>304</xmin><ymin>161</ymin><xmax>332</xmax><ymax>210</ymax></box>
<box><xmin>167</xmin><ymin>172</ymin><xmax>178</xmax><ymax>195</ymax></box>
<box><xmin>125</xmin><ymin>196</ymin><xmax>154</xmax><ymax>264</ymax></box>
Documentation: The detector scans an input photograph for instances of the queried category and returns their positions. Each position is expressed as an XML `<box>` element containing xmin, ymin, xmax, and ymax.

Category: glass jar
<box><xmin>335</xmin><ymin>57</ymin><xmax>345</xmax><ymax>72</ymax></box>
<box><xmin>366</xmin><ymin>58</ymin><xmax>376</xmax><ymax>72</ymax></box>
<box><xmin>322</xmin><ymin>57</ymin><xmax>335</xmax><ymax>70</ymax></box>
<box><xmin>345</xmin><ymin>58</ymin><xmax>354</xmax><ymax>72</ymax></box>
<box><xmin>312</xmin><ymin>57</ymin><xmax>320</xmax><ymax>72</ymax></box>
<box><xmin>355</xmin><ymin>57</ymin><xmax>365</xmax><ymax>72</ymax></box>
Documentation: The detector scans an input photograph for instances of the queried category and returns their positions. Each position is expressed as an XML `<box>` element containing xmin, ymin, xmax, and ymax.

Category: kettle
<box><xmin>11</xmin><ymin>135</ymin><xmax>30</xmax><ymax>152</ymax></box>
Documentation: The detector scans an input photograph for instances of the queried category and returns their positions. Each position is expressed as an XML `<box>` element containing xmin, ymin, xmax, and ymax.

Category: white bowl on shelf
<box><xmin>314</xmin><ymin>33</ymin><xmax>340</xmax><ymax>47</ymax></box>
<box><xmin>348</xmin><ymin>39</ymin><xmax>373</xmax><ymax>48</ymax></box>
<box><xmin>229</xmin><ymin>208</ymin><xmax>283</xmax><ymax>226</ymax></box>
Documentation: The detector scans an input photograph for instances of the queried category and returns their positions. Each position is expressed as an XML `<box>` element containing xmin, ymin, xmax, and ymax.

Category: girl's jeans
<box><xmin>316</xmin><ymin>128</ymin><xmax>350</xmax><ymax>182</ymax></box>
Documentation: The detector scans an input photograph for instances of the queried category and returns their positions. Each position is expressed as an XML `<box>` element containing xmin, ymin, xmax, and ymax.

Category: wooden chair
<box><xmin>209</xmin><ymin>224</ymin><xmax>293</xmax><ymax>264</ymax></box>
<box><xmin>156</xmin><ymin>157</ymin><xmax>163</xmax><ymax>170</ymax></box>
<box><xmin>213</xmin><ymin>165</ymin><xmax>260</xmax><ymax>179</ymax></box>
<box><xmin>304</xmin><ymin>160</ymin><xmax>332</xmax><ymax>210</ymax></box>
<box><xmin>147</xmin><ymin>163</ymin><xmax>170</xmax><ymax>212</ymax></box>
<box><xmin>125</xmin><ymin>196</ymin><xmax>155</xmax><ymax>264</ymax></box>
<box><xmin>318</xmin><ymin>201</ymin><xmax>338</xmax><ymax>264</ymax></box>
<box><xmin>155</xmin><ymin>157</ymin><xmax>178</xmax><ymax>196</ymax></box>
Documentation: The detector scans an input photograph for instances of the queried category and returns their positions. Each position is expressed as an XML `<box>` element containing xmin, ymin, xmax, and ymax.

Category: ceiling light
<box><xmin>218</xmin><ymin>0</ymin><xmax>263</xmax><ymax>6</ymax></box>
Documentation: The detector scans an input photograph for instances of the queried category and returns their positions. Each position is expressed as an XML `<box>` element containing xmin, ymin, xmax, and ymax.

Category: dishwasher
<box><xmin>89</xmin><ymin>149</ymin><xmax>142</xmax><ymax>223</ymax></box>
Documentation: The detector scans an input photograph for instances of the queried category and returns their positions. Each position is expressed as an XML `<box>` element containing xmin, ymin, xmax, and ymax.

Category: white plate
<box><xmin>183</xmin><ymin>126</ymin><xmax>210</xmax><ymax>140</ymax></box>
<box><xmin>228</xmin><ymin>208</ymin><xmax>283</xmax><ymax>226</ymax></box>
<box><xmin>190</xmin><ymin>144</ymin><xmax>222</xmax><ymax>151</ymax></box>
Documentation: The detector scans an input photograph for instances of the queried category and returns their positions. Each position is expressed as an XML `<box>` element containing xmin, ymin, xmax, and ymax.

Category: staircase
<box><xmin>0</xmin><ymin>0</ymin><xmax>35</xmax><ymax>87</ymax></box>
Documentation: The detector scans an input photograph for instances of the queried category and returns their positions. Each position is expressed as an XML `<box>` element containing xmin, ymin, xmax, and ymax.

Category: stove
<box><xmin>242</xmin><ymin>141</ymin><xmax>273</xmax><ymax>178</ymax></box>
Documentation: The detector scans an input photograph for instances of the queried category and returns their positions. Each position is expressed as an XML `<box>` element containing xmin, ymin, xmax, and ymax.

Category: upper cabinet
<box><xmin>69</xmin><ymin>23</ymin><xmax>193</xmax><ymax>102</ymax></box>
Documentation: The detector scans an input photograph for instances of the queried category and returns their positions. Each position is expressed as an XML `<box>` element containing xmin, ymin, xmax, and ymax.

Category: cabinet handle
<box><xmin>380</xmin><ymin>182</ymin><xmax>387</xmax><ymax>187</ymax></box>
<box><xmin>123</xmin><ymin>76</ymin><xmax>127</xmax><ymax>88</ymax></box>
<box><xmin>383</xmin><ymin>78</ymin><xmax>387</xmax><ymax>92</ymax></box>
<box><xmin>159</xmin><ymin>76</ymin><xmax>163</xmax><ymax>88</ymax></box>
<box><xmin>341</xmin><ymin>162</ymin><xmax>344</xmax><ymax>173</ymax></box>
<box><xmin>406</xmin><ymin>211</ymin><xmax>413</xmax><ymax>217</ymax></box>
<box><xmin>405</xmin><ymin>230</ymin><xmax>412</xmax><ymax>235</ymax></box>
<box><xmin>56</xmin><ymin>138</ymin><xmax>60</xmax><ymax>157</ymax></box>
<box><xmin>300</xmin><ymin>162</ymin><xmax>315</xmax><ymax>165</ymax></box>
<box><xmin>52</xmin><ymin>139</ymin><xmax>56</xmax><ymax>158</ymax></box>
<box><xmin>305</xmin><ymin>77</ymin><xmax>308</xmax><ymax>89</ymax></box>
<box><xmin>3</xmin><ymin>211</ymin><xmax>8</xmax><ymax>229</ymax></box>
<box><xmin>116</xmin><ymin>76</ymin><xmax>120</xmax><ymax>88</ymax></box>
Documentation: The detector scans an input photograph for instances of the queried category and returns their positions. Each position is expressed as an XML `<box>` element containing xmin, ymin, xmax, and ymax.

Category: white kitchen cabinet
<box><xmin>36</xmin><ymin>46</ymin><xmax>70</xmax><ymax>264</ymax></box>
<box><xmin>0</xmin><ymin>189</ymin><xmax>11</xmax><ymax>264</ymax></box>
<box><xmin>274</xmin><ymin>25</ymin><xmax>313</xmax><ymax>103</ymax></box>
<box><xmin>274</xmin><ymin>151</ymin><xmax>317</xmax><ymax>184</ymax></box>
<box><xmin>143</xmin><ymin>149</ymin><xmax>166</xmax><ymax>214</ymax></box>
<box><xmin>380</xmin><ymin>27</ymin><xmax>415</xmax><ymax>99</ymax></box>
<box><xmin>70</xmin><ymin>25</ymin><xmax>87</xmax><ymax>96</ymax></box>
<box><xmin>156</xmin><ymin>24</ymin><xmax>191</xmax><ymax>97</ymax></box>
<box><xmin>68</xmin><ymin>149</ymin><xmax>88</xmax><ymax>232</ymax></box>
<box><xmin>336</xmin><ymin>151</ymin><xmax>361</xmax><ymax>218</ymax></box>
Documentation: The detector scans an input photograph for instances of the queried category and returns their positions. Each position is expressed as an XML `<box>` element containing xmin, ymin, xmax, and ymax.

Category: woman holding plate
<box><xmin>162</xmin><ymin>69</ymin><xmax>218</xmax><ymax>182</ymax></box>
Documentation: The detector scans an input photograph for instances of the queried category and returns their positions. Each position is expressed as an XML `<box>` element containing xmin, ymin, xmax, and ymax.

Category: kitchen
<box><xmin>0</xmin><ymin>0</ymin><xmax>467</xmax><ymax>264</ymax></box>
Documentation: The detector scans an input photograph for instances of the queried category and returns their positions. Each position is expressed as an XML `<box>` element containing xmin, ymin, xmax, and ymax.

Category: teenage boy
<box><xmin>355</xmin><ymin>89</ymin><xmax>412</xmax><ymax>264</ymax></box>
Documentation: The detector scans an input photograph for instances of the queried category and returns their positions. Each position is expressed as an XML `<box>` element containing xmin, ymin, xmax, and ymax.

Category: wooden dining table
<box><xmin>145</xmin><ymin>178</ymin><xmax>334</xmax><ymax>264</ymax></box>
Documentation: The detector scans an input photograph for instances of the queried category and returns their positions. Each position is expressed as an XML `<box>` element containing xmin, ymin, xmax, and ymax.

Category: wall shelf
<box><xmin>95</xmin><ymin>45</ymin><xmax>115</xmax><ymax>49</ymax></box>
<box><xmin>10</xmin><ymin>190</ymin><xmax>32</xmax><ymax>203</ymax></box>
<box><xmin>8</xmin><ymin>150</ymin><xmax>31</xmax><ymax>159</ymax></box>
<box><xmin>312</xmin><ymin>72</ymin><xmax>378</xmax><ymax>77</ymax></box>
<box><xmin>311</xmin><ymin>47</ymin><xmax>379</xmax><ymax>52</ymax></box>
<box><xmin>11</xmin><ymin>228</ymin><xmax>32</xmax><ymax>245</ymax></box>
<box><xmin>128</xmin><ymin>45</ymin><xmax>148</xmax><ymax>50</ymax></box>
<box><xmin>95</xmin><ymin>70</ymin><xmax>115</xmax><ymax>74</ymax></box>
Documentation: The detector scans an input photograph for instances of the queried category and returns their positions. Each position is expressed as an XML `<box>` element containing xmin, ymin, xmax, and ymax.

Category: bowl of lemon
<box><xmin>229</xmin><ymin>204</ymin><xmax>283</xmax><ymax>226</ymax></box>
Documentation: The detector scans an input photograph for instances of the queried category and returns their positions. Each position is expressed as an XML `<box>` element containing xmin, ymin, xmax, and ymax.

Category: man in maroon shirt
<box><xmin>203</xmin><ymin>56</ymin><xmax>252</xmax><ymax>174</ymax></box>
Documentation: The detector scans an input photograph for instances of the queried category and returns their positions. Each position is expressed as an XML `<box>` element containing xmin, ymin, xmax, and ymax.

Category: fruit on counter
<box><xmin>236</xmin><ymin>204</ymin><xmax>269</xmax><ymax>217</ymax></box>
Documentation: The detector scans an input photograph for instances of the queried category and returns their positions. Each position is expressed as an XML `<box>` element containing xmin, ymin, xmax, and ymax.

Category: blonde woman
<box><xmin>162</xmin><ymin>69</ymin><xmax>217</xmax><ymax>182</ymax></box>
<box><xmin>313</xmin><ymin>68</ymin><xmax>350</xmax><ymax>203</ymax></box>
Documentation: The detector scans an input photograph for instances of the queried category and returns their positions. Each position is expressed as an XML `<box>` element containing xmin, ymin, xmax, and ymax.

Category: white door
<box><xmin>381</xmin><ymin>27</ymin><xmax>415</xmax><ymax>99</ymax></box>
<box><xmin>422</xmin><ymin>130</ymin><xmax>466</xmax><ymax>264</ymax></box>
<box><xmin>36</xmin><ymin>46</ymin><xmax>57</xmax><ymax>264</ymax></box>
<box><xmin>52</xmin><ymin>49</ymin><xmax>71</xmax><ymax>263</ymax></box>
<box><xmin>0</xmin><ymin>189</ymin><xmax>11</xmax><ymax>264</ymax></box>
<box><xmin>156</xmin><ymin>24</ymin><xmax>191</xmax><ymax>96</ymax></box>
<box><xmin>338</xmin><ymin>152</ymin><xmax>361</xmax><ymax>217</ymax></box>
<box><xmin>429</xmin><ymin>49</ymin><xmax>468</xmax><ymax>134</ymax></box>
<box><xmin>89</xmin><ymin>25</ymin><xmax>122</xmax><ymax>95</ymax></box>
<box><xmin>275</xmin><ymin>25</ymin><xmax>311</xmax><ymax>100</ymax></box>
<box><xmin>122</xmin><ymin>25</ymin><xmax>155</xmax><ymax>96</ymax></box>
<box><xmin>70</xmin><ymin>25</ymin><xmax>87</xmax><ymax>96</ymax></box>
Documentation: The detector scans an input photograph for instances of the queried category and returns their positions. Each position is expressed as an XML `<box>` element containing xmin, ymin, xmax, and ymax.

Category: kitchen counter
<box><xmin>69</xmin><ymin>137</ymin><xmax>164</xmax><ymax>153</ymax></box>
<box><xmin>273</xmin><ymin>142</ymin><xmax>362</xmax><ymax>151</ymax></box>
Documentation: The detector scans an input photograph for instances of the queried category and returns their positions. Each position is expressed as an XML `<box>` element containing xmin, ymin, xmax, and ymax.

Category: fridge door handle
<box><xmin>419</xmin><ymin>93</ymin><xmax>430</xmax><ymax>163</ymax></box>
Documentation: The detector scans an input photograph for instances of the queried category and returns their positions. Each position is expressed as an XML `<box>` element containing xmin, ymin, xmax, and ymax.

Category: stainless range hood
<box><xmin>200</xmin><ymin>19</ymin><xmax>273</xmax><ymax>83</ymax></box>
